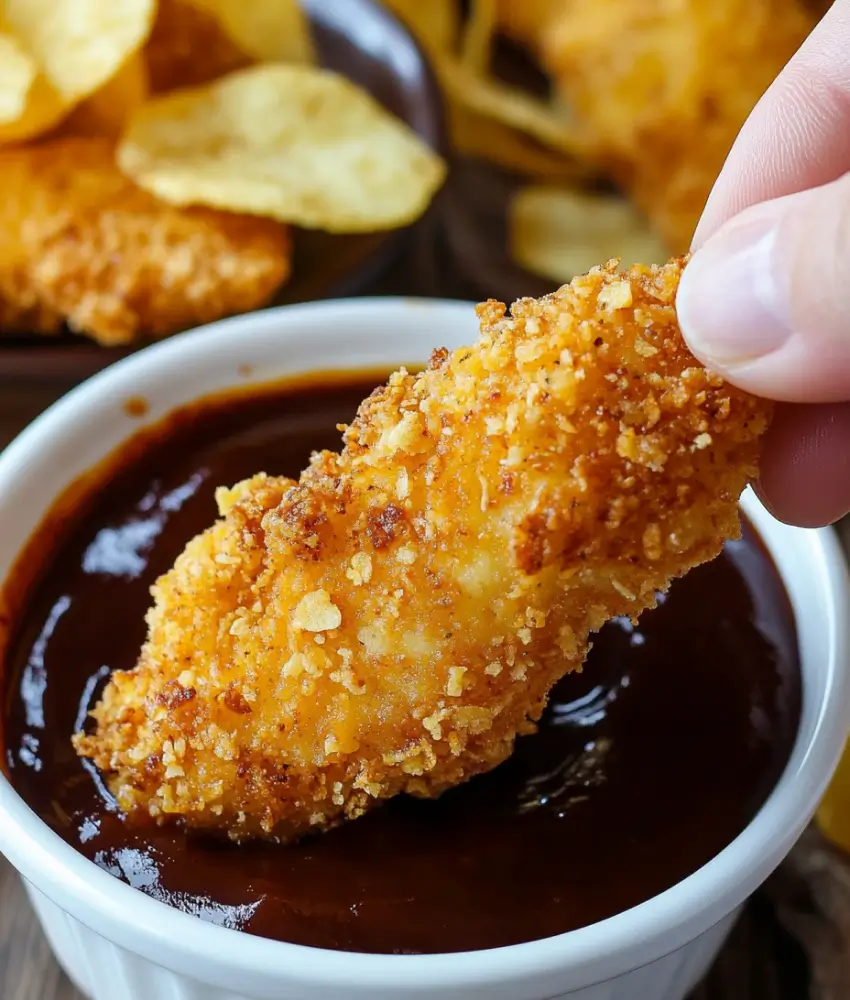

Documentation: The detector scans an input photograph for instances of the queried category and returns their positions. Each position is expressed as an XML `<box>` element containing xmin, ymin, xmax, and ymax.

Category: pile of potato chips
<box><xmin>0</xmin><ymin>0</ymin><xmax>446</xmax><ymax>237</ymax></box>
<box><xmin>382</xmin><ymin>0</ymin><xmax>668</xmax><ymax>281</ymax></box>
<box><xmin>0</xmin><ymin>0</ymin><xmax>672</xmax><ymax>338</ymax></box>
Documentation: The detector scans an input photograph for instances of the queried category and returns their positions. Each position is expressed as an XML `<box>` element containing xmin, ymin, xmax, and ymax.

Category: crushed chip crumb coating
<box><xmin>0</xmin><ymin>137</ymin><xmax>291</xmax><ymax>344</ymax></box>
<box><xmin>75</xmin><ymin>257</ymin><xmax>771</xmax><ymax>842</ymax></box>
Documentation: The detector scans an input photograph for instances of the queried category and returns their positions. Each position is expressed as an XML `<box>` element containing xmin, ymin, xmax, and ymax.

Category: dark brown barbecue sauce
<box><xmin>1</xmin><ymin>373</ymin><xmax>801</xmax><ymax>955</ymax></box>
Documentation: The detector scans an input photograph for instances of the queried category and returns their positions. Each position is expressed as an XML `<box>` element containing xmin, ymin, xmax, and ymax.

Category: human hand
<box><xmin>676</xmin><ymin>0</ymin><xmax>850</xmax><ymax>527</ymax></box>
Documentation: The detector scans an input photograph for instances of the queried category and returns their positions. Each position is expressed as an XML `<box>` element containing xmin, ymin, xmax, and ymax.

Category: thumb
<box><xmin>677</xmin><ymin>170</ymin><xmax>850</xmax><ymax>403</ymax></box>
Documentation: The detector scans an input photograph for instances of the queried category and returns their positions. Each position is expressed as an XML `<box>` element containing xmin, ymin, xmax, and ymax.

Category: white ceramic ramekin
<box><xmin>0</xmin><ymin>299</ymin><xmax>848</xmax><ymax>1000</ymax></box>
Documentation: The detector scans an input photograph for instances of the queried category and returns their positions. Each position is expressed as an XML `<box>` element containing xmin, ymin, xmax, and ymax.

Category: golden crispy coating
<box><xmin>534</xmin><ymin>0</ymin><xmax>813</xmax><ymax>250</ymax></box>
<box><xmin>75</xmin><ymin>258</ymin><xmax>770</xmax><ymax>841</ymax></box>
<box><xmin>0</xmin><ymin>271</ymin><xmax>64</xmax><ymax>335</ymax></box>
<box><xmin>0</xmin><ymin>138</ymin><xmax>291</xmax><ymax>344</ymax></box>
<box><xmin>144</xmin><ymin>0</ymin><xmax>251</xmax><ymax>94</ymax></box>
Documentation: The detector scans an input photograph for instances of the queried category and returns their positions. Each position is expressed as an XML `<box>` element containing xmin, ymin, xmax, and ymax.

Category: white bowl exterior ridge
<box><xmin>0</xmin><ymin>298</ymin><xmax>846</xmax><ymax>1000</ymax></box>
<box><xmin>26</xmin><ymin>884</ymin><xmax>741</xmax><ymax>1000</ymax></box>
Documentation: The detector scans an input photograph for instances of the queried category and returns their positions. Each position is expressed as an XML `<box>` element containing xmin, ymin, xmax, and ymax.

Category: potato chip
<box><xmin>118</xmin><ymin>64</ymin><xmax>447</xmax><ymax>233</ymax></box>
<box><xmin>509</xmin><ymin>186</ymin><xmax>668</xmax><ymax>283</ymax></box>
<box><xmin>0</xmin><ymin>20</ymin><xmax>67</xmax><ymax>143</ymax></box>
<box><xmin>0</xmin><ymin>31</ymin><xmax>35</xmax><ymax>124</ymax></box>
<box><xmin>437</xmin><ymin>56</ymin><xmax>584</xmax><ymax>157</ymax></box>
<box><xmin>4</xmin><ymin>0</ymin><xmax>156</xmax><ymax>106</ymax></box>
<box><xmin>461</xmin><ymin>0</ymin><xmax>497</xmax><ymax>74</ymax></box>
<box><xmin>185</xmin><ymin>0</ymin><xmax>315</xmax><ymax>65</ymax></box>
<box><xmin>144</xmin><ymin>0</ymin><xmax>251</xmax><ymax>94</ymax></box>
<box><xmin>0</xmin><ymin>79</ymin><xmax>65</xmax><ymax>143</ymax></box>
<box><xmin>449</xmin><ymin>103</ymin><xmax>591</xmax><ymax>183</ymax></box>
<box><xmin>380</xmin><ymin>0</ymin><xmax>459</xmax><ymax>56</ymax></box>
<box><xmin>60</xmin><ymin>53</ymin><xmax>148</xmax><ymax>137</ymax></box>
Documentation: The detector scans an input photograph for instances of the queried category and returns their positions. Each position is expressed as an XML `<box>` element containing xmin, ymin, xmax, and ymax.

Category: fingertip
<box><xmin>756</xmin><ymin>401</ymin><xmax>850</xmax><ymax>528</ymax></box>
<box><xmin>680</xmin><ymin>175</ymin><xmax>850</xmax><ymax>404</ymax></box>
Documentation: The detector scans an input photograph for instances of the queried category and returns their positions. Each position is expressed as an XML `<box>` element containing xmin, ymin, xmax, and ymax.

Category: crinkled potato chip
<box><xmin>186</xmin><ymin>0</ymin><xmax>315</xmax><ymax>65</ymax></box>
<box><xmin>437</xmin><ymin>56</ymin><xmax>584</xmax><ymax>158</ymax></box>
<box><xmin>144</xmin><ymin>0</ymin><xmax>251</xmax><ymax>94</ymax></box>
<box><xmin>118</xmin><ymin>64</ymin><xmax>447</xmax><ymax>233</ymax></box>
<box><xmin>60</xmin><ymin>53</ymin><xmax>148</xmax><ymax>137</ymax></box>
<box><xmin>461</xmin><ymin>0</ymin><xmax>497</xmax><ymax>74</ymax></box>
<box><xmin>4</xmin><ymin>0</ymin><xmax>155</xmax><ymax>106</ymax></box>
<box><xmin>380</xmin><ymin>0</ymin><xmax>459</xmax><ymax>56</ymax></box>
<box><xmin>509</xmin><ymin>185</ymin><xmax>668</xmax><ymax>283</ymax></box>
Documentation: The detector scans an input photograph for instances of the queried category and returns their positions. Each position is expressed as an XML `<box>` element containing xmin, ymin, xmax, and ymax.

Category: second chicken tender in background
<box><xmin>502</xmin><ymin>0</ymin><xmax>814</xmax><ymax>251</ymax></box>
<box><xmin>0</xmin><ymin>137</ymin><xmax>291</xmax><ymax>344</ymax></box>
<box><xmin>76</xmin><ymin>257</ymin><xmax>771</xmax><ymax>842</ymax></box>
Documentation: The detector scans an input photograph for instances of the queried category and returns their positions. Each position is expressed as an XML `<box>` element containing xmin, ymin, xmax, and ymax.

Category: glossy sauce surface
<box><xmin>1</xmin><ymin>375</ymin><xmax>801</xmax><ymax>954</ymax></box>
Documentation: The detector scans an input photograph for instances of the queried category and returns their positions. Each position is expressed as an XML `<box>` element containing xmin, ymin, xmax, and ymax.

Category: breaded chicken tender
<box><xmin>514</xmin><ymin>0</ymin><xmax>814</xmax><ymax>250</ymax></box>
<box><xmin>0</xmin><ymin>137</ymin><xmax>290</xmax><ymax>344</ymax></box>
<box><xmin>75</xmin><ymin>258</ymin><xmax>771</xmax><ymax>842</ymax></box>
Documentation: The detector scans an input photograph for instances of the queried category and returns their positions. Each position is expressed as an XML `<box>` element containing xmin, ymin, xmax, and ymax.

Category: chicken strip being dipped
<box><xmin>75</xmin><ymin>257</ymin><xmax>771</xmax><ymax>842</ymax></box>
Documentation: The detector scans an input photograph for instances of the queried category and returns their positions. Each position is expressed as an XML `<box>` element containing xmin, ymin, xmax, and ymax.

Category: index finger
<box><xmin>694</xmin><ymin>0</ymin><xmax>850</xmax><ymax>246</ymax></box>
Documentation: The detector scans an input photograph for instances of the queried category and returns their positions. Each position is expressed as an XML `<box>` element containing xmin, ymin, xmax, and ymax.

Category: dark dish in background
<box><xmin>3</xmin><ymin>374</ymin><xmax>800</xmax><ymax>954</ymax></box>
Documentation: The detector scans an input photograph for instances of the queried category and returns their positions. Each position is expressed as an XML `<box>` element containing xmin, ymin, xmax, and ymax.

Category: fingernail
<box><xmin>677</xmin><ymin>215</ymin><xmax>792</xmax><ymax>366</ymax></box>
